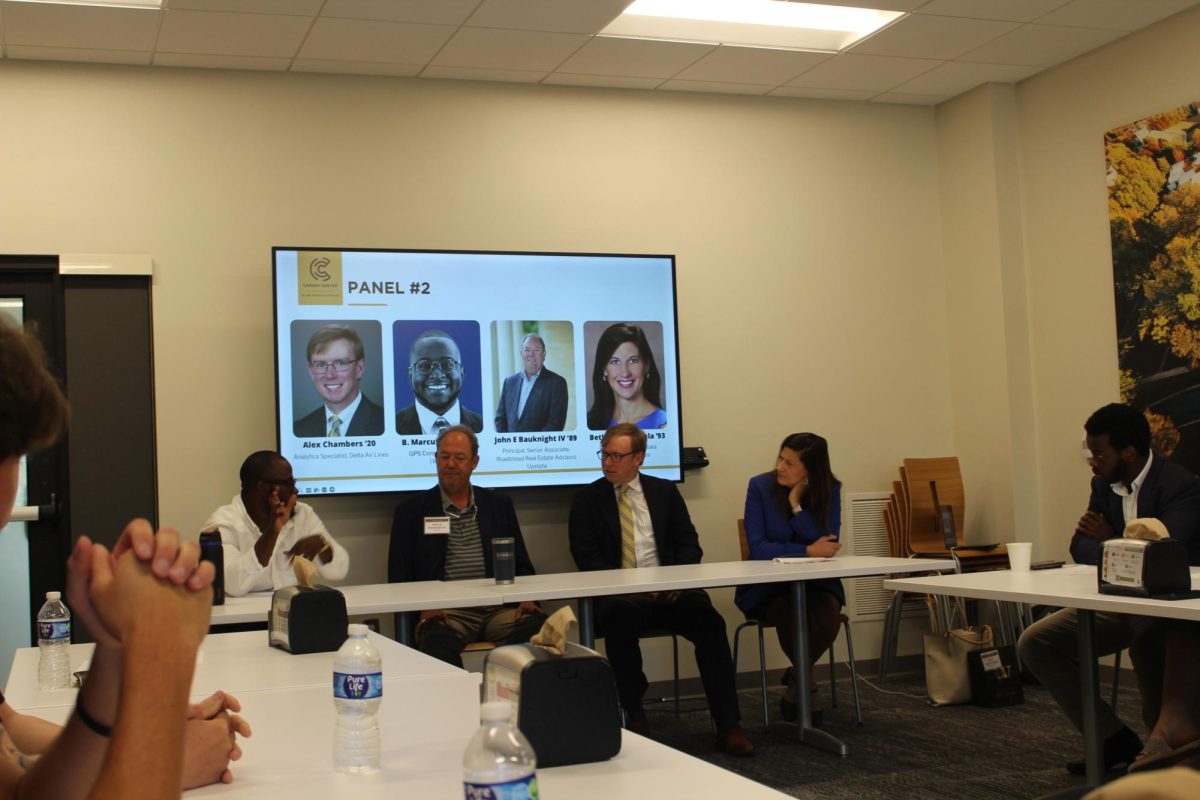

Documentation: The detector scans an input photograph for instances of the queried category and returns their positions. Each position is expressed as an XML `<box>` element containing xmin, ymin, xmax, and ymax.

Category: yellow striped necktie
<box><xmin>619</xmin><ymin>483</ymin><xmax>636</xmax><ymax>569</ymax></box>
<box><xmin>328</xmin><ymin>415</ymin><xmax>342</xmax><ymax>437</ymax></box>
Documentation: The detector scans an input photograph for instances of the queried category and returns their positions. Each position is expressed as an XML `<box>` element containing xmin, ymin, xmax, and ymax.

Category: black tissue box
<box><xmin>268</xmin><ymin>585</ymin><xmax>348</xmax><ymax>654</ymax></box>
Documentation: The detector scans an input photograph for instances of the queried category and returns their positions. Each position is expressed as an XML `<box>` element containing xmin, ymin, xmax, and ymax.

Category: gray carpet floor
<box><xmin>639</xmin><ymin>674</ymin><xmax>1142</xmax><ymax>799</ymax></box>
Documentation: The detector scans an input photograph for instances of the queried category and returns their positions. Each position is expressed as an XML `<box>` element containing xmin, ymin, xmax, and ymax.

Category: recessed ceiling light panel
<box><xmin>601</xmin><ymin>0</ymin><xmax>903</xmax><ymax>52</ymax></box>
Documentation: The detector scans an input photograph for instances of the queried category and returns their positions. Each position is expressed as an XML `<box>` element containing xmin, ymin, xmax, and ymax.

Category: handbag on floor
<box><xmin>923</xmin><ymin>624</ymin><xmax>993</xmax><ymax>705</ymax></box>
<box><xmin>967</xmin><ymin>643</ymin><xmax>1024</xmax><ymax>707</ymax></box>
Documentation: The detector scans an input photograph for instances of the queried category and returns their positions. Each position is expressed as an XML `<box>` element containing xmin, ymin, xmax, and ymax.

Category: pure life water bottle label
<box><xmin>38</xmin><ymin>620</ymin><xmax>70</xmax><ymax>641</ymax></box>
<box><xmin>333</xmin><ymin>672</ymin><xmax>383</xmax><ymax>700</ymax></box>
<box><xmin>464</xmin><ymin>774</ymin><xmax>538</xmax><ymax>800</ymax></box>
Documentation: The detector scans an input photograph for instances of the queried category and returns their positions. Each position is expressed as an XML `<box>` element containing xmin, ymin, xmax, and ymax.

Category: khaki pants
<box><xmin>1017</xmin><ymin>608</ymin><xmax>1163</xmax><ymax>739</ymax></box>
<box><xmin>416</xmin><ymin>604</ymin><xmax>546</xmax><ymax>668</ymax></box>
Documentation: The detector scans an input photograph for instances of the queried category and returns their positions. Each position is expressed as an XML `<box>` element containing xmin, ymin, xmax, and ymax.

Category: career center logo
<box><xmin>310</xmin><ymin>257</ymin><xmax>332</xmax><ymax>282</ymax></box>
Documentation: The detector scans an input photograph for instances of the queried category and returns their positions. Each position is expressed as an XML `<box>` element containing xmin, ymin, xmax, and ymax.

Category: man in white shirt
<box><xmin>567</xmin><ymin>423</ymin><xmax>753</xmax><ymax>756</ymax></box>
<box><xmin>394</xmin><ymin>330</ymin><xmax>484</xmax><ymax>434</ymax></box>
<box><xmin>203</xmin><ymin>451</ymin><xmax>350</xmax><ymax>596</ymax></box>
<box><xmin>1019</xmin><ymin>403</ymin><xmax>1200</xmax><ymax>775</ymax></box>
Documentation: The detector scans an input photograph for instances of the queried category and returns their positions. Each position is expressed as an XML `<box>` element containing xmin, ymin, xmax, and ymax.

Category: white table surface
<box><xmin>3</xmin><ymin>630</ymin><xmax>474</xmax><ymax>712</ymax></box>
<box><xmin>497</xmin><ymin>556</ymin><xmax>955</xmax><ymax>603</ymax></box>
<box><xmin>180</xmin><ymin>684</ymin><xmax>790</xmax><ymax>799</ymax></box>
<box><xmin>883</xmin><ymin>564</ymin><xmax>1200</xmax><ymax>620</ymax></box>
<box><xmin>211</xmin><ymin>581</ymin><xmax>507</xmax><ymax>626</ymax></box>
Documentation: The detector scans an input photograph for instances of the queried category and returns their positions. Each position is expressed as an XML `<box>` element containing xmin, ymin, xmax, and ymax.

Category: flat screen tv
<box><xmin>273</xmin><ymin>247</ymin><xmax>682</xmax><ymax>496</ymax></box>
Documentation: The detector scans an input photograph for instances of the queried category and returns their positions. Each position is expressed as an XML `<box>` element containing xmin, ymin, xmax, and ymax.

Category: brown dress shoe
<box><xmin>715</xmin><ymin>724</ymin><xmax>755</xmax><ymax>757</ymax></box>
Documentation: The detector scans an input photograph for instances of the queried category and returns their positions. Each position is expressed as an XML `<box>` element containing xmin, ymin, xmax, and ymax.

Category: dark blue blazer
<box><xmin>388</xmin><ymin>484</ymin><xmax>536</xmax><ymax>583</ymax></box>
<box><xmin>568</xmin><ymin>473</ymin><xmax>702</xmax><ymax>571</ymax></box>
<box><xmin>1071</xmin><ymin>453</ymin><xmax>1200</xmax><ymax>566</ymax></box>
<box><xmin>294</xmin><ymin>395</ymin><xmax>384</xmax><ymax>437</ymax></box>
<box><xmin>494</xmin><ymin>368</ymin><xmax>568</xmax><ymax>432</ymax></box>
<box><xmin>734</xmin><ymin>472</ymin><xmax>844</xmax><ymax>613</ymax></box>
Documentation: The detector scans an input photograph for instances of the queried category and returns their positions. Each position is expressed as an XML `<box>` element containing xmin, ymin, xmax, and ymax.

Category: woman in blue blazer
<box><xmin>734</xmin><ymin>432</ymin><xmax>844</xmax><ymax>722</ymax></box>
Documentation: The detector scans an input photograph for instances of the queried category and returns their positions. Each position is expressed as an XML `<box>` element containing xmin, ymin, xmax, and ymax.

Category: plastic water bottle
<box><xmin>36</xmin><ymin>591</ymin><xmax>71</xmax><ymax>689</ymax></box>
<box><xmin>463</xmin><ymin>701</ymin><xmax>538</xmax><ymax>800</ymax></box>
<box><xmin>332</xmin><ymin>623</ymin><xmax>382</xmax><ymax>773</ymax></box>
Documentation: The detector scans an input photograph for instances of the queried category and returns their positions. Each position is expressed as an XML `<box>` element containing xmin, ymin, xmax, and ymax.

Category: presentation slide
<box><xmin>274</xmin><ymin>248</ymin><xmax>682</xmax><ymax>495</ymax></box>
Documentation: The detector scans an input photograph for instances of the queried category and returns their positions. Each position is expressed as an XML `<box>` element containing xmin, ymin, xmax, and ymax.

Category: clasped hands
<box><xmin>1076</xmin><ymin>511</ymin><xmax>1115</xmax><ymax>541</ymax></box>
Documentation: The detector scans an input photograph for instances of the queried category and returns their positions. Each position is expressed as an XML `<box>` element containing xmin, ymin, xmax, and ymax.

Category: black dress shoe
<box><xmin>1066</xmin><ymin>726</ymin><xmax>1142</xmax><ymax>776</ymax></box>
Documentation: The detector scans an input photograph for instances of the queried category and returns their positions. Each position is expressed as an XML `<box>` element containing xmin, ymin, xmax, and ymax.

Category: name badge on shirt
<box><xmin>424</xmin><ymin>516</ymin><xmax>451</xmax><ymax>535</ymax></box>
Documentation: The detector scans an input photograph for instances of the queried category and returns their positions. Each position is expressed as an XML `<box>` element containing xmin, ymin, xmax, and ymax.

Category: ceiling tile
<box><xmin>850</xmin><ymin>13</ymin><xmax>1021</xmax><ymax>60</ymax></box>
<box><xmin>542</xmin><ymin>72</ymin><xmax>663</xmax><ymax>90</ymax></box>
<box><xmin>891</xmin><ymin>60</ymin><xmax>1040</xmax><ymax>95</ymax></box>
<box><xmin>768</xmin><ymin>85</ymin><xmax>879</xmax><ymax>101</ymax></box>
<box><xmin>165</xmin><ymin>0</ymin><xmax>324</xmax><ymax>14</ymax></box>
<box><xmin>421</xmin><ymin>64</ymin><xmax>547</xmax><ymax>83</ymax></box>
<box><xmin>430</xmin><ymin>27</ymin><xmax>588</xmax><ymax>71</ymax></box>
<box><xmin>153</xmin><ymin>51</ymin><xmax>291</xmax><ymax>70</ymax></box>
<box><xmin>658</xmin><ymin>79</ymin><xmax>771</xmax><ymax>96</ymax></box>
<box><xmin>298</xmin><ymin>18</ymin><xmax>454</xmax><ymax>64</ymax></box>
<box><xmin>158</xmin><ymin>10</ymin><xmax>312</xmax><ymax>57</ymax></box>
<box><xmin>0</xmin><ymin>2</ymin><xmax>160</xmax><ymax>51</ymax></box>
<box><xmin>1037</xmin><ymin>0</ymin><xmax>1200</xmax><ymax>31</ymax></box>
<box><xmin>466</xmin><ymin>0</ymin><xmax>629</xmax><ymax>34</ymax></box>
<box><xmin>320</xmin><ymin>0</ymin><xmax>482</xmax><ymax>26</ymax></box>
<box><xmin>915</xmin><ymin>0</ymin><xmax>1072</xmax><ymax>22</ymax></box>
<box><xmin>959</xmin><ymin>23</ymin><xmax>1124</xmax><ymax>67</ymax></box>
<box><xmin>812</xmin><ymin>0</ymin><xmax>927</xmax><ymax>9</ymax></box>
<box><xmin>674</xmin><ymin>45</ymin><xmax>829</xmax><ymax>85</ymax></box>
<box><xmin>6</xmin><ymin>44</ymin><xmax>151</xmax><ymax>66</ymax></box>
<box><xmin>785</xmin><ymin>52</ymin><xmax>941</xmax><ymax>92</ymax></box>
<box><xmin>870</xmin><ymin>92</ymin><xmax>948</xmax><ymax>105</ymax></box>
<box><xmin>291</xmin><ymin>59</ymin><xmax>422</xmax><ymax>76</ymax></box>
<box><xmin>556</xmin><ymin>36</ymin><xmax>713</xmax><ymax>79</ymax></box>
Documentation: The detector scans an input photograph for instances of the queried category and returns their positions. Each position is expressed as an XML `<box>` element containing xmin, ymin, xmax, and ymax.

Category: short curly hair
<box><xmin>0</xmin><ymin>318</ymin><xmax>70</xmax><ymax>460</ymax></box>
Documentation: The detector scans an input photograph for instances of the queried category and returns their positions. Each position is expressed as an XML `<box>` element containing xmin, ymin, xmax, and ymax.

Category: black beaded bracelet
<box><xmin>74</xmin><ymin>698</ymin><xmax>113</xmax><ymax>737</ymax></box>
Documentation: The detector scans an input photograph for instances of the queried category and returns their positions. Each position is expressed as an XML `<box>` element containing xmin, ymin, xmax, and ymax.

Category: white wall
<box><xmin>0</xmin><ymin>60</ymin><xmax>955</xmax><ymax>677</ymax></box>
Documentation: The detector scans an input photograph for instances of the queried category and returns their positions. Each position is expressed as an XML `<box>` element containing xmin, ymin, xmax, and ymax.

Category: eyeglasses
<box><xmin>597</xmin><ymin>450</ymin><xmax>635</xmax><ymax>463</ymax></box>
<box><xmin>412</xmin><ymin>357</ymin><xmax>461</xmax><ymax>376</ymax></box>
<box><xmin>263</xmin><ymin>477</ymin><xmax>296</xmax><ymax>488</ymax></box>
<box><xmin>308</xmin><ymin>358</ymin><xmax>359</xmax><ymax>373</ymax></box>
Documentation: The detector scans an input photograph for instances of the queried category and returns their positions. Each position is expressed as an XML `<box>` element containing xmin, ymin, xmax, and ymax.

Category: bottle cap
<box><xmin>347</xmin><ymin>623</ymin><xmax>369</xmax><ymax>637</ymax></box>
<box><xmin>480</xmin><ymin>701</ymin><xmax>512</xmax><ymax>722</ymax></box>
<box><xmin>46</xmin><ymin>591</ymin><xmax>61</xmax><ymax>600</ymax></box>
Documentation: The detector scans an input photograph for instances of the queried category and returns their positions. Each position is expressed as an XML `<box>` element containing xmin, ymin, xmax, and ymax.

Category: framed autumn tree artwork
<box><xmin>1107</xmin><ymin>99</ymin><xmax>1200</xmax><ymax>468</ymax></box>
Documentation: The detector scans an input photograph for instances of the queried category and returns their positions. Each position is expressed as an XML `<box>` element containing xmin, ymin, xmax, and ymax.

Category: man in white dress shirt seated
<box><xmin>202</xmin><ymin>451</ymin><xmax>349</xmax><ymax>596</ymax></box>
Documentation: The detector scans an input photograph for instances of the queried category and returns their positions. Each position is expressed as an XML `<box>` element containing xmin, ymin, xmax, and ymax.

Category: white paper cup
<box><xmin>1007</xmin><ymin>542</ymin><xmax>1032</xmax><ymax>572</ymax></box>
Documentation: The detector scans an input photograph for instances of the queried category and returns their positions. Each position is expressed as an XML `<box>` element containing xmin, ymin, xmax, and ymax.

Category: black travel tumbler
<box><xmin>198</xmin><ymin>528</ymin><xmax>225</xmax><ymax>605</ymax></box>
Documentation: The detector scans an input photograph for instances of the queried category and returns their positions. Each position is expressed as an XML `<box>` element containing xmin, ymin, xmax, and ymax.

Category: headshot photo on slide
<box><xmin>583</xmin><ymin>321</ymin><xmax>667</xmax><ymax>431</ymax></box>
<box><xmin>292</xmin><ymin>320</ymin><xmax>385</xmax><ymax>438</ymax></box>
<box><xmin>393</xmin><ymin>320</ymin><xmax>483</xmax><ymax>435</ymax></box>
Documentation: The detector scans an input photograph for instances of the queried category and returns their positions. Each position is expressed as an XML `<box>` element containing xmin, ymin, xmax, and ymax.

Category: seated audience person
<box><xmin>0</xmin><ymin>317</ymin><xmax>225</xmax><ymax>799</ymax></box>
<box><xmin>0</xmin><ymin>689</ymin><xmax>250</xmax><ymax>790</ymax></box>
<box><xmin>1128</xmin><ymin>623</ymin><xmax>1200</xmax><ymax>771</ymax></box>
<box><xmin>586</xmin><ymin>324</ymin><xmax>667</xmax><ymax>430</ymax></box>
<box><xmin>568</xmin><ymin>423</ymin><xmax>753</xmax><ymax>756</ymax></box>
<box><xmin>1018</xmin><ymin>403</ymin><xmax>1200</xmax><ymax>775</ymax></box>
<box><xmin>203</xmin><ymin>450</ymin><xmax>350</xmax><ymax>597</ymax></box>
<box><xmin>734</xmin><ymin>432</ymin><xmax>843</xmax><ymax>724</ymax></box>
<box><xmin>388</xmin><ymin>425</ymin><xmax>545</xmax><ymax>667</ymax></box>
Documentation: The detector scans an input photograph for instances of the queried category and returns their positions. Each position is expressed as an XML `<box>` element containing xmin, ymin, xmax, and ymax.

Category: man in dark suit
<box><xmin>568</xmin><ymin>423</ymin><xmax>754</xmax><ymax>756</ymax></box>
<box><xmin>395</xmin><ymin>329</ymin><xmax>484</xmax><ymax>435</ymax></box>
<box><xmin>1019</xmin><ymin>403</ymin><xmax>1200</xmax><ymax>775</ymax></box>
<box><xmin>294</xmin><ymin>325</ymin><xmax>384</xmax><ymax>437</ymax></box>
<box><xmin>494</xmin><ymin>334</ymin><xmax>568</xmax><ymax>432</ymax></box>
<box><xmin>388</xmin><ymin>425</ymin><xmax>544</xmax><ymax>666</ymax></box>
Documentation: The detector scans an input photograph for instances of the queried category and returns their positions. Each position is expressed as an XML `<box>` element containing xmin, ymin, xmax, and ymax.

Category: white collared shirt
<box><xmin>1110</xmin><ymin>451</ymin><xmax>1153</xmax><ymax>528</ymax></box>
<box><xmin>415</xmin><ymin>400</ymin><xmax>461</xmax><ymax>434</ymax></box>
<box><xmin>517</xmin><ymin>369</ymin><xmax>541</xmax><ymax>418</ymax></box>
<box><xmin>325</xmin><ymin>390</ymin><xmax>362</xmax><ymax>436</ymax></box>
<box><xmin>614</xmin><ymin>474</ymin><xmax>659</xmax><ymax>568</ymax></box>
